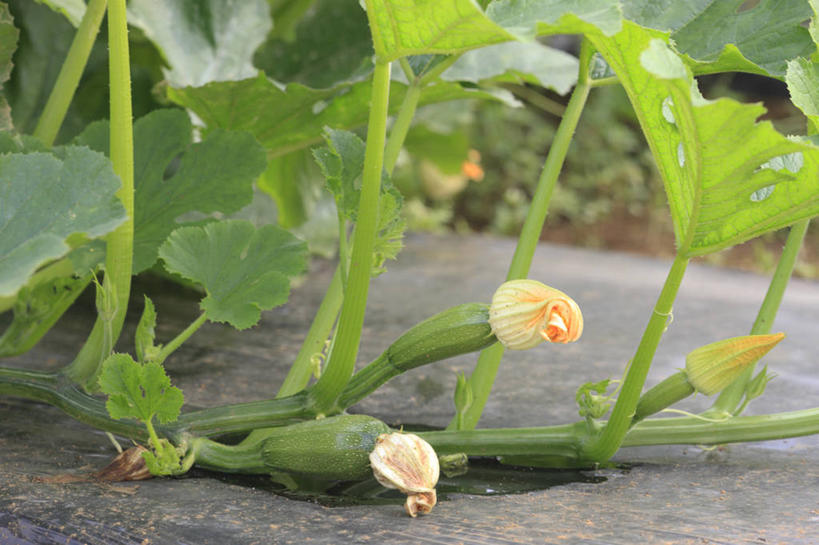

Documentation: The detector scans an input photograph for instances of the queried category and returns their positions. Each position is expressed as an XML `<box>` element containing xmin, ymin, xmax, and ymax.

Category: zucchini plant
<box><xmin>2</xmin><ymin>0</ymin><xmax>819</xmax><ymax>517</ymax></box>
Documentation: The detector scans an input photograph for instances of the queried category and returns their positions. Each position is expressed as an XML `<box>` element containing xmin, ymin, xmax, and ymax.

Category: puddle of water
<box><xmin>198</xmin><ymin>457</ymin><xmax>611</xmax><ymax>508</ymax></box>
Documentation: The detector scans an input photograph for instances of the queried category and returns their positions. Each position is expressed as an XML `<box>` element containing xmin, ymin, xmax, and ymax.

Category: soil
<box><xmin>542</xmin><ymin>210</ymin><xmax>819</xmax><ymax>278</ymax></box>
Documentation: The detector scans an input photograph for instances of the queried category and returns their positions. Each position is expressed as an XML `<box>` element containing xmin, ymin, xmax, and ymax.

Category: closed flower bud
<box><xmin>685</xmin><ymin>333</ymin><xmax>785</xmax><ymax>395</ymax></box>
<box><xmin>369</xmin><ymin>432</ymin><xmax>440</xmax><ymax>517</ymax></box>
<box><xmin>488</xmin><ymin>279</ymin><xmax>583</xmax><ymax>350</ymax></box>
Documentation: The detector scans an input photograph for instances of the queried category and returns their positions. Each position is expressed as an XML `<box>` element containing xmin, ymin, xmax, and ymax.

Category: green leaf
<box><xmin>32</xmin><ymin>0</ymin><xmax>84</xmax><ymax>26</ymax></box>
<box><xmin>312</xmin><ymin>128</ymin><xmax>366</xmax><ymax>220</ymax></box>
<box><xmin>0</xmin><ymin>146</ymin><xmax>126</xmax><ymax>297</ymax></box>
<box><xmin>128</xmin><ymin>0</ymin><xmax>272</xmax><ymax>87</ymax></box>
<box><xmin>74</xmin><ymin>109</ymin><xmax>267</xmax><ymax>273</ymax></box>
<box><xmin>575</xmin><ymin>378</ymin><xmax>615</xmax><ymax>420</ymax></box>
<box><xmin>486</xmin><ymin>0</ymin><xmax>623</xmax><ymax>38</ymax></box>
<box><xmin>589</xmin><ymin>22</ymin><xmax>819</xmax><ymax>256</ymax></box>
<box><xmin>440</xmin><ymin>41</ymin><xmax>579</xmax><ymax>95</ymax></box>
<box><xmin>312</xmin><ymin>128</ymin><xmax>405</xmax><ymax>273</ymax></box>
<box><xmin>98</xmin><ymin>353</ymin><xmax>184</xmax><ymax>425</ymax></box>
<box><xmin>0</xmin><ymin>2</ymin><xmax>19</xmax><ymax>131</ymax></box>
<box><xmin>158</xmin><ymin>220</ymin><xmax>308</xmax><ymax>330</ymax></box>
<box><xmin>254</xmin><ymin>0</ymin><xmax>373</xmax><ymax>88</ymax></box>
<box><xmin>786</xmin><ymin>57</ymin><xmax>819</xmax><ymax>134</ymax></box>
<box><xmin>168</xmin><ymin>74</ymin><xmax>506</xmax><ymax>159</ymax></box>
<box><xmin>366</xmin><ymin>0</ymin><xmax>517</xmax><ymax>61</ymax></box>
<box><xmin>623</xmin><ymin>0</ymin><xmax>815</xmax><ymax>77</ymax></box>
<box><xmin>0</xmin><ymin>272</ymin><xmax>89</xmax><ymax>357</ymax></box>
<box><xmin>135</xmin><ymin>295</ymin><xmax>161</xmax><ymax>363</ymax></box>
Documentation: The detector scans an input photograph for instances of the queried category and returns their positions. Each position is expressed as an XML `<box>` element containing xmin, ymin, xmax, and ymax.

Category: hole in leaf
<box><xmin>750</xmin><ymin>185</ymin><xmax>775</xmax><ymax>202</ymax></box>
<box><xmin>662</xmin><ymin>97</ymin><xmax>675</xmax><ymax>124</ymax></box>
<box><xmin>312</xmin><ymin>100</ymin><xmax>328</xmax><ymax>115</ymax></box>
<box><xmin>761</xmin><ymin>152</ymin><xmax>804</xmax><ymax>173</ymax></box>
<box><xmin>677</xmin><ymin>143</ymin><xmax>685</xmax><ymax>167</ymax></box>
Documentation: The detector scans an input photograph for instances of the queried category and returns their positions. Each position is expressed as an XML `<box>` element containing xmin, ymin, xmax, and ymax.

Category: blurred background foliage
<box><xmin>5</xmin><ymin>0</ymin><xmax>816</xmax><ymax>277</ymax></box>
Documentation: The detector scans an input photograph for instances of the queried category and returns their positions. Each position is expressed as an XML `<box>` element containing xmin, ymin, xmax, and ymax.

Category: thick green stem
<box><xmin>155</xmin><ymin>312</ymin><xmax>208</xmax><ymax>365</ymax></box>
<box><xmin>581</xmin><ymin>254</ymin><xmax>689</xmax><ymax>462</ymax></box>
<box><xmin>422</xmin><ymin>408</ymin><xmax>819</xmax><ymax>460</ymax></box>
<box><xmin>64</xmin><ymin>0</ymin><xmax>134</xmax><ymax>388</ymax></box>
<box><xmin>709</xmin><ymin>220</ymin><xmax>810</xmax><ymax>416</ymax></box>
<box><xmin>632</xmin><ymin>370</ymin><xmax>694</xmax><ymax>423</ymax></box>
<box><xmin>309</xmin><ymin>61</ymin><xmax>391</xmax><ymax>413</ymax></box>
<box><xmin>33</xmin><ymin>0</ymin><xmax>107</xmax><ymax>145</ymax></box>
<box><xmin>451</xmin><ymin>40</ymin><xmax>594</xmax><ymax>431</ymax></box>
<box><xmin>192</xmin><ymin>437</ymin><xmax>269</xmax><ymax>474</ymax></box>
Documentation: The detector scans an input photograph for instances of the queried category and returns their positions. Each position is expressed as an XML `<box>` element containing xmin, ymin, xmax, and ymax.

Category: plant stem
<box><xmin>33</xmin><ymin>0</ymin><xmax>107</xmax><ymax>145</ymax></box>
<box><xmin>383</xmin><ymin>78</ymin><xmax>421</xmax><ymax>174</ymax></box>
<box><xmin>155</xmin><ymin>312</ymin><xmax>208</xmax><ymax>365</ymax></box>
<box><xmin>308</xmin><ymin>61</ymin><xmax>392</xmax><ymax>414</ymax></box>
<box><xmin>64</xmin><ymin>0</ymin><xmax>134</xmax><ymax>389</ymax></box>
<box><xmin>422</xmin><ymin>408</ymin><xmax>819</xmax><ymax>459</ymax></box>
<box><xmin>277</xmin><ymin>266</ymin><xmax>344</xmax><ymax>397</ymax></box>
<box><xmin>581</xmin><ymin>254</ymin><xmax>689</xmax><ymax>462</ymax></box>
<box><xmin>191</xmin><ymin>436</ymin><xmax>269</xmax><ymax>473</ymax></box>
<box><xmin>709</xmin><ymin>219</ymin><xmax>810</xmax><ymax>416</ymax></box>
<box><xmin>451</xmin><ymin>39</ymin><xmax>594</xmax><ymax>431</ymax></box>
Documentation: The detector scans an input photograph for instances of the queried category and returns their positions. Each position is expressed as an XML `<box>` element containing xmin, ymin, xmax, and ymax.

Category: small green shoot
<box><xmin>576</xmin><ymin>378</ymin><xmax>618</xmax><ymax>428</ymax></box>
<box><xmin>98</xmin><ymin>353</ymin><xmax>185</xmax><ymax>476</ymax></box>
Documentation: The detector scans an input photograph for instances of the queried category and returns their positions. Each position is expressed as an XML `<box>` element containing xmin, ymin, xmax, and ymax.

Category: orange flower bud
<box><xmin>488</xmin><ymin>279</ymin><xmax>583</xmax><ymax>350</ymax></box>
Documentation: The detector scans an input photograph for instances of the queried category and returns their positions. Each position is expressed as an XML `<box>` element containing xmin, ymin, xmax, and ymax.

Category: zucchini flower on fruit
<box><xmin>369</xmin><ymin>432</ymin><xmax>440</xmax><ymax>517</ymax></box>
<box><xmin>488</xmin><ymin>279</ymin><xmax>583</xmax><ymax>350</ymax></box>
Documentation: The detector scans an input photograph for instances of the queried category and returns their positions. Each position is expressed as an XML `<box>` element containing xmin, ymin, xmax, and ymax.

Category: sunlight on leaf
<box><xmin>588</xmin><ymin>22</ymin><xmax>819</xmax><ymax>256</ymax></box>
<box><xmin>367</xmin><ymin>0</ymin><xmax>516</xmax><ymax>61</ymax></box>
<box><xmin>32</xmin><ymin>0</ymin><xmax>85</xmax><ymax>26</ymax></box>
<box><xmin>128</xmin><ymin>0</ymin><xmax>271</xmax><ymax>87</ymax></box>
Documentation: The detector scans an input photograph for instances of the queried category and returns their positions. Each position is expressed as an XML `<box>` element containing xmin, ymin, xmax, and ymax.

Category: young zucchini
<box><xmin>261</xmin><ymin>414</ymin><xmax>389</xmax><ymax>480</ymax></box>
<box><xmin>336</xmin><ymin>303</ymin><xmax>497</xmax><ymax>410</ymax></box>
<box><xmin>385</xmin><ymin>302</ymin><xmax>496</xmax><ymax>371</ymax></box>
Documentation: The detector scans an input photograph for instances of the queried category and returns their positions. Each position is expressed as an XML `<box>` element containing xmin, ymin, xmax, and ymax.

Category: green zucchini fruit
<box><xmin>261</xmin><ymin>414</ymin><xmax>389</xmax><ymax>480</ymax></box>
<box><xmin>385</xmin><ymin>302</ymin><xmax>496</xmax><ymax>371</ymax></box>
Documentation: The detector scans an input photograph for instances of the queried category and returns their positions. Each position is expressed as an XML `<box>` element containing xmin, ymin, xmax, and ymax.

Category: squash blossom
<box><xmin>488</xmin><ymin>279</ymin><xmax>583</xmax><ymax>350</ymax></box>
<box><xmin>369</xmin><ymin>432</ymin><xmax>440</xmax><ymax>517</ymax></box>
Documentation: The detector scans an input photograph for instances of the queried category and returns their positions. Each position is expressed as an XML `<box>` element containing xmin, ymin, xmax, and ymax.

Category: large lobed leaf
<box><xmin>0</xmin><ymin>146</ymin><xmax>125</xmax><ymax>296</ymax></box>
<box><xmin>158</xmin><ymin>220</ymin><xmax>308</xmax><ymax>330</ymax></box>
<box><xmin>587</xmin><ymin>22</ymin><xmax>819</xmax><ymax>256</ymax></box>
<box><xmin>74</xmin><ymin>109</ymin><xmax>267</xmax><ymax>273</ymax></box>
